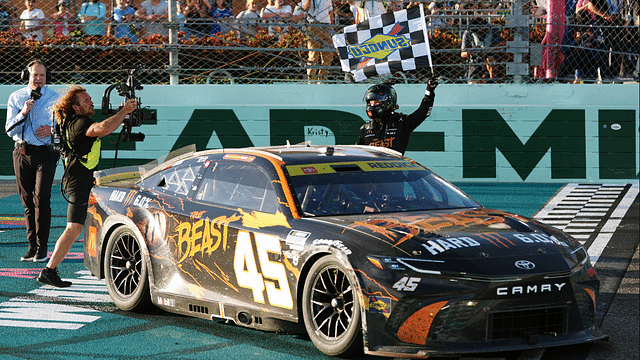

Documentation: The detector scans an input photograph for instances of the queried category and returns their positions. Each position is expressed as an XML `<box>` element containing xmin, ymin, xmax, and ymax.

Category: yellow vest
<box><xmin>65</xmin><ymin>122</ymin><xmax>101</xmax><ymax>170</ymax></box>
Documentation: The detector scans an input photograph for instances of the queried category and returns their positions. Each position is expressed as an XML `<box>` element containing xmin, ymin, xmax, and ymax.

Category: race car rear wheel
<box><xmin>302</xmin><ymin>255</ymin><xmax>362</xmax><ymax>357</ymax></box>
<box><xmin>104</xmin><ymin>226</ymin><xmax>152</xmax><ymax>312</ymax></box>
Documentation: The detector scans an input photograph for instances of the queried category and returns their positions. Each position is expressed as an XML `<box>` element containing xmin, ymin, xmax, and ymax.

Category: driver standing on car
<box><xmin>37</xmin><ymin>86</ymin><xmax>137</xmax><ymax>288</ymax></box>
<box><xmin>357</xmin><ymin>77</ymin><xmax>438</xmax><ymax>155</ymax></box>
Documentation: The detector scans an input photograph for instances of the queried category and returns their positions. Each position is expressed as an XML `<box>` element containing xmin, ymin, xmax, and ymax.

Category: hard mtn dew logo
<box><xmin>347</xmin><ymin>23</ymin><xmax>410</xmax><ymax>68</ymax></box>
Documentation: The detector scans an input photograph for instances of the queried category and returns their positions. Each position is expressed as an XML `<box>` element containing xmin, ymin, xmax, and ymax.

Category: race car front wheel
<box><xmin>302</xmin><ymin>255</ymin><xmax>362</xmax><ymax>357</ymax></box>
<box><xmin>104</xmin><ymin>226</ymin><xmax>153</xmax><ymax>312</ymax></box>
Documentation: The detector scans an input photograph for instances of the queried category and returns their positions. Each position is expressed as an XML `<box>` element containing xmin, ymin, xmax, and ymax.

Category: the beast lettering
<box><xmin>175</xmin><ymin>218</ymin><xmax>229</xmax><ymax>263</ymax></box>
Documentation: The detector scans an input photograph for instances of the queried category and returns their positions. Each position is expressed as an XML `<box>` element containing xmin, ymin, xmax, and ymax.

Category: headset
<box><xmin>20</xmin><ymin>59</ymin><xmax>52</xmax><ymax>83</ymax></box>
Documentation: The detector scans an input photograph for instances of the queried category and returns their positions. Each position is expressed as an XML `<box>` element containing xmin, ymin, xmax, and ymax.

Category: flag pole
<box><xmin>419</xmin><ymin>4</ymin><xmax>435</xmax><ymax>77</ymax></box>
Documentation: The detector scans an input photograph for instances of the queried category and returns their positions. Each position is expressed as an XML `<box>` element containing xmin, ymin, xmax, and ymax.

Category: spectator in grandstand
<box><xmin>301</xmin><ymin>0</ymin><xmax>334</xmax><ymax>83</ymax></box>
<box><xmin>136</xmin><ymin>0</ymin><xmax>169</xmax><ymax>37</ymax></box>
<box><xmin>538</xmin><ymin>0</ymin><xmax>565</xmax><ymax>79</ymax></box>
<box><xmin>183</xmin><ymin>0</ymin><xmax>211</xmax><ymax>38</ymax></box>
<box><xmin>575</xmin><ymin>0</ymin><xmax>613</xmax><ymax>23</ymax></box>
<box><xmin>600</xmin><ymin>0</ymin><xmax>626</xmax><ymax>78</ymax></box>
<box><xmin>348</xmin><ymin>1</ymin><xmax>389</xmax><ymax>24</ymax></box>
<box><xmin>52</xmin><ymin>1</ymin><xmax>74</xmax><ymax>37</ymax></box>
<box><xmin>19</xmin><ymin>0</ymin><xmax>45</xmax><ymax>41</ymax></box>
<box><xmin>426</xmin><ymin>2</ymin><xmax>447</xmax><ymax>35</ymax></box>
<box><xmin>1</xmin><ymin>0</ymin><xmax>17</xmax><ymax>32</ymax></box>
<box><xmin>334</xmin><ymin>0</ymin><xmax>353</xmax><ymax>25</ymax></box>
<box><xmin>460</xmin><ymin>17</ymin><xmax>502</xmax><ymax>83</ymax></box>
<box><xmin>78</xmin><ymin>0</ymin><xmax>108</xmax><ymax>36</ymax></box>
<box><xmin>176</xmin><ymin>1</ymin><xmax>187</xmax><ymax>33</ymax></box>
<box><xmin>560</xmin><ymin>15</ymin><xmax>607</xmax><ymax>81</ymax></box>
<box><xmin>235</xmin><ymin>0</ymin><xmax>260</xmax><ymax>38</ymax></box>
<box><xmin>111</xmin><ymin>0</ymin><xmax>138</xmax><ymax>42</ymax></box>
<box><xmin>210</xmin><ymin>0</ymin><xmax>233</xmax><ymax>34</ymax></box>
<box><xmin>575</xmin><ymin>0</ymin><xmax>620</xmax><ymax>78</ymax></box>
<box><xmin>260</xmin><ymin>0</ymin><xmax>291</xmax><ymax>37</ymax></box>
<box><xmin>291</xmin><ymin>0</ymin><xmax>304</xmax><ymax>22</ymax></box>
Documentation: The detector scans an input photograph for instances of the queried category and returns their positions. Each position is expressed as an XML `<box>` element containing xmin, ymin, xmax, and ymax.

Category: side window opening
<box><xmin>195</xmin><ymin>162</ymin><xmax>279</xmax><ymax>214</ymax></box>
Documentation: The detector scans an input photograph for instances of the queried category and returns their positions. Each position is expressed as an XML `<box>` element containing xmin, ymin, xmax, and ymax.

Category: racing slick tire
<box><xmin>104</xmin><ymin>226</ymin><xmax>153</xmax><ymax>312</ymax></box>
<box><xmin>302</xmin><ymin>255</ymin><xmax>363</xmax><ymax>357</ymax></box>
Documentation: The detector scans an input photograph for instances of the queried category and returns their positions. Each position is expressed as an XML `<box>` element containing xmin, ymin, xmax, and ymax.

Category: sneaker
<box><xmin>21</xmin><ymin>248</ymin><xmax>37</xmax><ymax>262</ymax></box>
<box><xmin>33</xmin><ymin>247</ymin><xmax>49</xmax><ymax>263</ymax></box>
<box><xmin>37</xmin><ymin>268</ymin><xmax>72</xmax><ymax>288</ymax></box>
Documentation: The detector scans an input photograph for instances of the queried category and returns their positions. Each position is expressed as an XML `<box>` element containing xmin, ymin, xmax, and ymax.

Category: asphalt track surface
<box><xmin>0</xmin><ymin>181</ymin><xmax>637</xmax><ymax>360</ymax></box>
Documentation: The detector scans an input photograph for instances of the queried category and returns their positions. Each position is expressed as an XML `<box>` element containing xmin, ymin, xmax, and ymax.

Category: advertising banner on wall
<box><xmin>1</xmin><ymin>84</ymin><xmax>638</xmax><ymax>183</ymax></box>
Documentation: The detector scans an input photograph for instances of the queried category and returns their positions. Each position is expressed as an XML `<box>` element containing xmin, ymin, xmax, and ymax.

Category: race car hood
<box><xmin>311</xmin><ymin>208</ymin><xmax>588</xmax><ymax>276</ymax></box>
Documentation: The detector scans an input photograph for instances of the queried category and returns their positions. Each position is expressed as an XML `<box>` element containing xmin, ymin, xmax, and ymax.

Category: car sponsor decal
<box><xmin>476</xmin><ymin>233</ymin><xmax>516</xmax><ymax>248</ymax></box>
<box><xmin>173</xmin><ymin>214</ymin><xmax>240</xmax><ymax>263</ymax></box>
<box><xmin>285</xmin><ymin>230</ymin><xmax>310</xmax><ymax>251</ymax></box>
<box><xmin>223</xmin><ymin>154</ymin><xmax>256</xmax><ymax>162</ymax></box>
<box><xmin>158</xmin><ymin>297</ymin><xmax>176</xmax><ymax>307</ymax></box>
<box><xmin>421</xmin><ymin>237</ymin><xmax>481</xmax><ymax>255</ymax></box>
<box><xmin>108</xmin><ymin>189</ymin><xmax>153</xmax><ymax>209</ymax></box>
<box><xmin>367</xmin><ymin>295</ymin><xmax>391</xmax><ymax>315</ymax></box>
<box><xmin>286</xmin><ymin>160</ymin><xmax>422</xmax><ymax>176</ymax></box>
<box><xmin>87</xmin><ymin>226</ymin><xmax>97</xmax><ymax>258</ymax></box>
<box><xmin>312</xmin><ymin>239</ymin><xmax>352</xmax><ymax>255</ymax></box>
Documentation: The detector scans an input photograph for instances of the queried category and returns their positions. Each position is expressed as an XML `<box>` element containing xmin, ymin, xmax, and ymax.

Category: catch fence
<box><xmin>0</xmin><ymin>0</ymin><xmax>638</xmax><ymax>85</ymax></box>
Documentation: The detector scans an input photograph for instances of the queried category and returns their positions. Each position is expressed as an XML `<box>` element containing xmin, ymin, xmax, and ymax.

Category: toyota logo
<box><xmin>515</xmin><ymin>260</ymin><xmax>536</xmax><ymax>270</ymax></box>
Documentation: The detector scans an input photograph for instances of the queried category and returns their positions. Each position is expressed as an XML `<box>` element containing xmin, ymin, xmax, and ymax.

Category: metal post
<box><xmin>167</xmin><ymin>0</ymin><xmax>179</xmax><ymax>85</ymax></box>
<box><xmin>506</xmin><ymin>0</ymin><xmax>529</xmax><ymax>83</ymax></box>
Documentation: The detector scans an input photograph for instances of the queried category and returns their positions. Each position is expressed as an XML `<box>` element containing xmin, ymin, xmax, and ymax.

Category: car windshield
<box><xmin>286</xmin><ymin>161</ymin><xmax>480</xmax><ymax>216</ymax></box>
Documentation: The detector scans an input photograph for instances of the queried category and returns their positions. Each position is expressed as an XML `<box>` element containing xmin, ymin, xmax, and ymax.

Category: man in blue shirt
<box><xmin>5</xmin><ymin>60</ymin><xmax>60</xmax><ymax>263</ymax></box>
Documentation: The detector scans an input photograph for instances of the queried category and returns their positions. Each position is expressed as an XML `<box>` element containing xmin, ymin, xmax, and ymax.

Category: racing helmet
<box><xmin>363</xmin><ymin>83</ymin><xmax>398</xmax><ymax>121</ymax></box>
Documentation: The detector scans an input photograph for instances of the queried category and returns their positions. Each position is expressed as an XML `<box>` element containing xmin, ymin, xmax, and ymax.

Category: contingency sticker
<box><xmin>286</xmin><ymin>161</ymin><xmax>422</xmax><ymax>176</ymax></box>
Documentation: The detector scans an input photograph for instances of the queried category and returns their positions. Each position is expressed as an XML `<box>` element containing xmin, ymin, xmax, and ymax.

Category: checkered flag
<box><xmin>332</xmin><ymin>5</ymin><xmax>433</xmax><ymax>82</ymax></box>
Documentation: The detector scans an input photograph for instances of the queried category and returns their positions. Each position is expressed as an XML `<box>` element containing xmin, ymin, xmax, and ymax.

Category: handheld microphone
<box><xmin>31</xmin><ymin>87</ymin><xmax>42</xmax><ymax>101</ymax></box>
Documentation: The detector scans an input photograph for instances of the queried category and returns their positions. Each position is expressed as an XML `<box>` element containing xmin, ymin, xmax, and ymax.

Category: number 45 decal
<box><xmin>393</xmin><ymin>277</ymin><xmax>421</xmax><ymax>292</ymax></box>
<box><xmin>234</xmin><ymin>231</ymin><xmax>294</xmax><ymax>309</ymax></box>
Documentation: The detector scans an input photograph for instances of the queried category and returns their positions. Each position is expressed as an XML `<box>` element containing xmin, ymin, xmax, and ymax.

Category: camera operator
<box><xmin>5</xmin><ymin>59</ymin><xmax>60</xmax><ymax>263</ymax></box>
<box><xmin>37</xmin><ymin>85</ymin><xmax>137</xmax><ymax>288</ymax></box>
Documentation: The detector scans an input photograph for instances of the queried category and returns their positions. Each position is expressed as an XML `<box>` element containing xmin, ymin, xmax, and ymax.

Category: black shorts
<box><xmin>64</xmin><ymin>183</ymin><xmax>93</xmax><ymax>224</ymax></box>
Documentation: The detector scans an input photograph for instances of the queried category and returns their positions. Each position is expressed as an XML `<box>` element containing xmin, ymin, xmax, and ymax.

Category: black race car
<box><xmin>83</xmin><ymin>144</ymin><xmax>607</xmax><ymax>358</ymax></box>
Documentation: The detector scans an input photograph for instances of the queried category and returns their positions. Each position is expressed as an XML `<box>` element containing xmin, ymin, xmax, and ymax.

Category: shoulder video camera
<box><xmin>101</xmin><ymin>65</ymin><xmax>157</xmax><ymax>142</ymax></box>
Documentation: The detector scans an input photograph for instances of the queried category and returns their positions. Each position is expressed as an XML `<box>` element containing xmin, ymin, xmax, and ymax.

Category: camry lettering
<box><xmin>497</xmin><ymin>282</ymin><xmax>566</xmax><ymax>296</ymax></box>
<box><xmin>421</xmin><ymin>237</ymin><xmax>481</xmax><ymax>255</ymax></box>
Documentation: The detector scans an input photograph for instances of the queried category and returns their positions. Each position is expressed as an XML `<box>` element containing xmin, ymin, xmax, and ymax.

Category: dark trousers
<box><xmin>12</xmin><ymin>146</ymin><xmax>59</xmax><ymax>251</ymax></box>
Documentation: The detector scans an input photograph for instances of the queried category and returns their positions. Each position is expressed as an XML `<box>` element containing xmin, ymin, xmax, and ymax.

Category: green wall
<box><xmin>2</xmin><ymin>84</ymin><xmax>638</xmax><ymax>182</ymax></box>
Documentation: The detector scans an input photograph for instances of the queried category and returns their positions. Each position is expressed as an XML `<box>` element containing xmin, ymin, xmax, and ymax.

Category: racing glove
<box><xmin>425</xmin><ymin>76</ymin><xmax>439</xmax><ymax>96</ymax></box>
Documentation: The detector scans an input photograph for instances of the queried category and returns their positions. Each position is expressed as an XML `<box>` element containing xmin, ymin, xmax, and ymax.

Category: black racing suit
<box><xmin>356</xmin><ymin>91</ymin><xmax>435</xmax><ymax>155</ymax></box>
